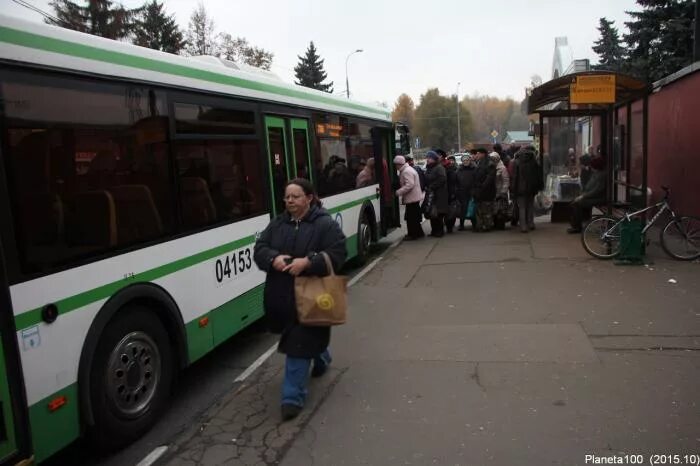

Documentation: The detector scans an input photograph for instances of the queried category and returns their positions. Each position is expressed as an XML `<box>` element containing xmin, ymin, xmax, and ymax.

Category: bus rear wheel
<box><xmin>88</xmin><ymin>305</ymin><xmax>174</xmax><ymax>451</ymax></box>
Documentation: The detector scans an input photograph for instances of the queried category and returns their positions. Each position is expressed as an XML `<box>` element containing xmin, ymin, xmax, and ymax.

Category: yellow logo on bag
<box><xmin>316</xmin><ymin>293</ymin><xmax>335</xmax><ymax>310</ymax></box>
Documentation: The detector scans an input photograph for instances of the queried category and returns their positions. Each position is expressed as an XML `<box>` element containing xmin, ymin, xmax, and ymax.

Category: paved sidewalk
<box><xmin>161</xmin><ymin>220</ymin><xmax>700</xmax><ymax>466</ymax></box>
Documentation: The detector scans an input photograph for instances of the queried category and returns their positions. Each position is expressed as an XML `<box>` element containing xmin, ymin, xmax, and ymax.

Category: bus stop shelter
<box><xmin>527</xmin><ymin>71</ymin><xmax>651</xmax><ymax>221</ymax></box>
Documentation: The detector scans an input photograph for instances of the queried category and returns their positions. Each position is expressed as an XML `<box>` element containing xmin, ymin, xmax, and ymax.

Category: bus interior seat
<box><xmin>180</xmin><ymin>177</ymin><xmax>217</xmax><ymax>227</ymax></box>
<box><xmin>65</xmin><ymin>190</ymin><xmax>117</xmax><ymax>249</ymax></box>
<box><xmin>19</xmin><ymin>192</ymin><xmax>65</xmax><ymax>245</ymax></box>
<box><xmin>109</xmin><ymin>184</ymin><xmax>163</xmax><ymax>245</ymax></box>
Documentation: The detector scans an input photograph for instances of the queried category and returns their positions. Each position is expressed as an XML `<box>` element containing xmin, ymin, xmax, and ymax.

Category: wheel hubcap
<box><xmin>360</xmin><ymin>221</ymin><xmax>371</xmax><ymax>251</ymax></box>
<box><xmin>107</xmin><ymin>331</ymin><xmax>160</xmax><ymax>418</ymax></box>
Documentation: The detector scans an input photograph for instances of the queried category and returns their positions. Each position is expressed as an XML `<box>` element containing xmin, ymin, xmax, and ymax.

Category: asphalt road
<box><xmin>43</xmin><ymin>242</ymin><xmax>393</xmax><ymax>466</ymax></box>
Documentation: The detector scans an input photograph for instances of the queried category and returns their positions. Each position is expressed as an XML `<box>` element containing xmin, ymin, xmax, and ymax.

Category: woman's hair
<box><xmin>286</xmin><ymin>178</ymin><xmax>322</xmax><ymax>207</ymax></box>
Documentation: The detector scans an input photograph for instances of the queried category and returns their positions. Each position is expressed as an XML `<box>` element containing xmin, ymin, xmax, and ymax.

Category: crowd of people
<box><xmin>393</xmin><ymin>144</ymin><xmax>546</xmax><ymax>238</ymax></box>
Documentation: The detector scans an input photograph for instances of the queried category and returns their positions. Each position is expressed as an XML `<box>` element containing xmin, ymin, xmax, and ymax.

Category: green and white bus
<box><xmin>0</xmin><ymin>15</ymin><xmax>404</xmax><ymax>464</ymax></box>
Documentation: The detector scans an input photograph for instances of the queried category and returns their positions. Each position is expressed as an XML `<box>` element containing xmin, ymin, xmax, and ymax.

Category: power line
<box><xmin>10</xmin><ymin>0</ymin><xmax>64</xmax><ymax>26</ymax></box>
<box><xmin>414</xmin><ymin>116</ymin><xmax>458</xmax><ymax>120</ymax></box>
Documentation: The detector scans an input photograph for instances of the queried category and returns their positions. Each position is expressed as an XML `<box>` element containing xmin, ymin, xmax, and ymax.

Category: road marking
<box><xmin>234</xmin><ymin>342</ymin><xmax>278</xmax><ymax>383</ymax></box>
<box><xmin>347</xmin><ymin>256</ymin><xmax>383</xmax><ymax>287</ymax></box>
<box><xmin>136</xmin><ymin>446</ymin><xmax>168</xmax><ymax>466</ymax></box>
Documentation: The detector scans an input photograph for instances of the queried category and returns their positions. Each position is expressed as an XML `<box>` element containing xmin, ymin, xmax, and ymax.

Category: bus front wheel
<box><xmin>88</xmin><ymin>305</ymin><xmax>174</xmax><ymax>451</ymax></box>
<box><xmin>356</xmin><ymin>210</ymin><xmax>373</xmax><ymax>265</ymax></box>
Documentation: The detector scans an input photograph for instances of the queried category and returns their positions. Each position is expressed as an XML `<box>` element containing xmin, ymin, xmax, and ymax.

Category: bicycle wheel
<box><xmin>582</xmin><ymin>216</ymin><xmax>621</xmax><ymax>259</ymax></box>
<box><xmin>660</xmin><ymin>216</ymin><xmax>700</xmax><ymax>260</ymax></box>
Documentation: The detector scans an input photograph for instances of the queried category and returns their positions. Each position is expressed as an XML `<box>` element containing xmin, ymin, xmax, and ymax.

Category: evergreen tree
<box><xmin>133</xmin><ymin>0</ymin><xmax>185</xmax><ymax>54</ymax></box>
<box><xmin>184</xmin><ymin>3</ymin><xmax>218</xmax><ymax>56</ymax></box>
<box><xmin>48</xmin><ymin>0</ymin><xmax>142</xmax><ymax>40</ymax></box>
<box><xmin>592</xmin><ymin>18</ymin><xmax>625</xmax><ymax>72</ymax></box>
<box><xmin>294</xmin><ymin>42</ymin><xmax>333</xmax><ymax>93</ymax></box>
<box><xmin>623</xmin><ymin>0</ymin><xmax>695</xmax><ymax>82</ymax></box>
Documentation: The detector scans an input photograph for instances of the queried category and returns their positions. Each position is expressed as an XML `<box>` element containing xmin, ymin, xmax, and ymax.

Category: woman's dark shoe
<box><xmin>281</xmin><ymin>404</ymin><xmax>302</xmax><ymax>421</ymax></box>
<box><xmin>311</xmin><ymin>362</ymin><xmax>329</xmax><ymax>378</ymax></box>
<box><xmin>458</xmin><ymin>225</ymin><xmax>465</xmax><ymax>231</ymax></box>
<box><xmin>567</xmin><ymin>227</ymin><xmax>582</xmax><ymax>234</ymax></box>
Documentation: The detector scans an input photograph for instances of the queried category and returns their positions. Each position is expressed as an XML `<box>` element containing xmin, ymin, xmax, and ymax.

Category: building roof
<box><xmin>503</xmin><ymin>131</ymin><xmax>533</xmax><ymax>143</ymax></box>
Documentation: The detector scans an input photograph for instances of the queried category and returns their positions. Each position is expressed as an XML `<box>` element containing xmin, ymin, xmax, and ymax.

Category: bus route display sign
<box><xmin>570</xmin><ymin>75</ymin><xmax>616</xmax><ymax>104</ymax></box>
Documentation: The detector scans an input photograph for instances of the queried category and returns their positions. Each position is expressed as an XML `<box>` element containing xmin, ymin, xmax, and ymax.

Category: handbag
<box><xmin>447</xmin><ymin>198</ymin><xmax>460</xmax><ymax>220</ymax></box>
<box><xmin>421</xmin><ymin>190</ymin><xmax>438</xmax><ymax>219</ymax></box>
<box><xmin>295</xmin><ymin>252</ymin><xmax>348</xmax><ymax>326</ymax></box>
<box><xmin>494</xmin><ymin>196</ymin><xmax>512</xmax><ymax>220</ymax></box>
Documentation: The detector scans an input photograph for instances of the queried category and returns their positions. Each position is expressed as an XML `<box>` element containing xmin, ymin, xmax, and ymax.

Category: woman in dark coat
<box><xmin>254</xmin><ymin>178</ymin><xmax>346</xmax><ymax>420</ymax></box>
<box><xmin>471</xmin><ymin>148</ymin><xmax>497</xmax><ymax>232</ymax></box>
<box><xmin>424</xmin><ymin>151</ymin><xmax>448</xmax><ymax>237</ymax></box>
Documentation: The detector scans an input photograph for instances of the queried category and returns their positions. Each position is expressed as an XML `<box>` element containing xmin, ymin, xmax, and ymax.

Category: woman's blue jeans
<box><xmin>282</xmin><ymin>349</ymin><xmax>331</xmax><ymax>407</ymax></box>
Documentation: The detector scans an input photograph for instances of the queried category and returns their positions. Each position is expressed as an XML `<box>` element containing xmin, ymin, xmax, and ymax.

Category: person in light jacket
<box><xmin>254</xmin><ymin>178</ymin><xmax>347</xmax><ymax>421</ymax></box>
<box><xmin>394</xmin><ymin>155</ymin><xmax>424</xmax><ymax>240</ymax></box>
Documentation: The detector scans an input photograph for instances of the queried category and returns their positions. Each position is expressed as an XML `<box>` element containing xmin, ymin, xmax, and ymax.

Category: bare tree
<box><xmin>184</xmin><ymin>3</ymin><xmax>217</xmax><ymax>56</ymax></box>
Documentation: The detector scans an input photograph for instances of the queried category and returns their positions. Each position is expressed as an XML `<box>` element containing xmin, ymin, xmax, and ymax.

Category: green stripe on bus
<box><xmin>13</xmin><ymin>195</ymin><xmax>375</xmax><ymax>330</ymax></box>
<box><xmin>14</xmin><ymin>234</ymin><xmax>256</xmax><ymax>330</ymax></box>
<box><xmin>187</xmin><ymin>284</ymin><xmax>265</xmax><ymax>363</ymax></box>
<box><xmin>327</xmin><ymin>194</ymin><xmax>377</xmax><ymax>215</ymax></box>
<box><xmin>0</xmin><ymin>26</ymin><xmax>389</xmax><ymax>119</ymax></box>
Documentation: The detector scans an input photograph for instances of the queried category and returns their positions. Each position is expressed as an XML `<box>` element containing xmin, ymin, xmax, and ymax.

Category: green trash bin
<box><xmin>616</xmin><ymin>218</ymin><xmax>644</xmax><ymax>264</ymax></box>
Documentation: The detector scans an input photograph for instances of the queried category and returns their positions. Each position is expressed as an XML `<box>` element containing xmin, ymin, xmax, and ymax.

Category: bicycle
<box><xmin>581</xmin><ymin>186</ymin><xmax>700</xmax><ymax>260</ymax></box>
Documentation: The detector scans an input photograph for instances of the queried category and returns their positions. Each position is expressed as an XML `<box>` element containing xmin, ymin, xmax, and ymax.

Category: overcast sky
<box><xmin>2</xmin><ymin>0</ymin><xmax>638</xmax><ymax>107</ymax></box>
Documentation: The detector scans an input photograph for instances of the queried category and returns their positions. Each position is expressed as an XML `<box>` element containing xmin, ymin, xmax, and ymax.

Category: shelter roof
<box><xmin>527</xmin><ymin>71</ymin><xmax>650</xmax><ymax>114</ymax></box>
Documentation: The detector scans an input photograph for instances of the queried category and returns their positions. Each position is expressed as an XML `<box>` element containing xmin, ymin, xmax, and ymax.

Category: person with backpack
<box><xmin>512</xmin><ymin>145</ymin><xmax>544</xmax><ymax>232</ymax></box>
<box><xmin>406</xmin><ymin>155</ymin><xmax>426</xmax><ymax>192</ymax></box>
<box><xmin>394</xmin><ymin>155</ymin><xmax>424</xmax><ymax>240</ymax></box>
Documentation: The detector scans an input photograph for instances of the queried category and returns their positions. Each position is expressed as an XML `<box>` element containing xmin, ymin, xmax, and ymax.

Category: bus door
<box><xmin>0</xmin><ymin>243</ymin><xmax>29</xmax><ymax>465</ymax></box>
<box><xmin>264</xmin><ymin>117</ymin><xmax>313</xmax><ymax>217</ymax></box>
<box><xmin>374</xmin><ymin>127</ymin><xmax>400</xmax><ymax>235</ymax></box>
<box><xmin>289</xmin><ymin>119</ymin><xmax>313</xmax><ymax>183</ymax></box>
<box><xmin>264</xmin><ymin>116</ymin><xmax>292</xmax><ymax>217</ymax></box>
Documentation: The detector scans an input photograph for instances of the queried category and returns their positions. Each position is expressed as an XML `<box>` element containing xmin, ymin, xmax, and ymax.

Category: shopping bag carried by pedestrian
<box><xmin>295</xmin><ymin>252</ymin><xmax>347</xmax><ymax>326</ymax></box>
<box><xmin>466</xmin><ymin>198</ymin><xmax>476</xmax><ymax>219</ymax></box>
<box><xmin>421</xmin><ymin>190</ymin><xmax>438</xmax><ymax>219</ymax></box>
<box><xmin>494</xmin><ymin>196</ymin><xmax>512</xmax><ymax>220</ymax></box>
<box><xmin>447</xmin><ymin>198</ymin><xmax>460</xmax><ymax>220</ymax></box>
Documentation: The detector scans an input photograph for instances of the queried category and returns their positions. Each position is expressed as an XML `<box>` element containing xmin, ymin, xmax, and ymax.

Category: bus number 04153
<box><xmin>215</xmin><ymin>247</ymin><xmax>253</xmax><ymax>283</ymax></box>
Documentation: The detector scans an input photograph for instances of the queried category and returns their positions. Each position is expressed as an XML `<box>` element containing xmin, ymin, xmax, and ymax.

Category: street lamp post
<box><xmin>345</xmin><ymin>49</ymin><xmax>363</xmax><ymax>99</ymax></box>
<box><xmin>456</xmin><ymin>82</ymin><xmax>461</xmax><ymax>152</ymax></box>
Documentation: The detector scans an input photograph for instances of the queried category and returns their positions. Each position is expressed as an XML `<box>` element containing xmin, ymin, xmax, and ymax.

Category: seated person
<box><xmin>568</xmin><ymin>156</ymin><xmax>606</xmax><ymax>234</ymax></box>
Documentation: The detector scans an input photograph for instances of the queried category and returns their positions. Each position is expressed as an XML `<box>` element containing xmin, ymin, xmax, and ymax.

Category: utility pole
<box><xmin>456</xmin><ymin>82</ymin><xmax>461</xmax><ymax>152</ymax></box>
<box><xmin>345</xmin><ymin>49</ymin><xmax>363</xmax><ymax>99</ymax></box>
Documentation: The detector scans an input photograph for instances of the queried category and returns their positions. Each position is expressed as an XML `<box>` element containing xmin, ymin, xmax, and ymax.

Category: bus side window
<box><xmin>1</xmin><ymin>74</ymin><xmax>175</xmax><ymax>274</ymax></box>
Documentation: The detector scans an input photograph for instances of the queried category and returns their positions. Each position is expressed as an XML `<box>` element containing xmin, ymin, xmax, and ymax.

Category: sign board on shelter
<box><xmin>570</xmin><ymin>75</ymin><xmax>616</xmax><ymax>104</ymax></box>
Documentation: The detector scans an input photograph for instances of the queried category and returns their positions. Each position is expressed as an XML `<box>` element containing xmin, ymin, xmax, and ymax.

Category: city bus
<box><xmin>0</xmin><ymin>14</ymin><xmax>402</xmax><ymax>464</ymax></box>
